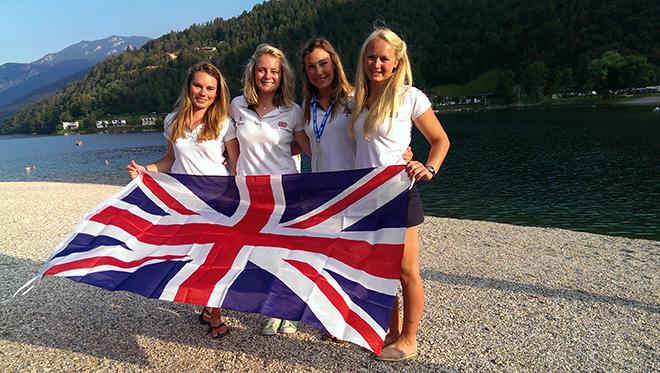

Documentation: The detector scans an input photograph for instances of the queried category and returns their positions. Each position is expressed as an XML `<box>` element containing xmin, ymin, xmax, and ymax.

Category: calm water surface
<box><xmin>0</xmin><ymin>106</ymin><xmax>658</xmax><ymax>240</ymax></box>
<box><xmin>415</xmin><ymin>105</ymin><xmax>659</xmax><ymax>240</ymax></box>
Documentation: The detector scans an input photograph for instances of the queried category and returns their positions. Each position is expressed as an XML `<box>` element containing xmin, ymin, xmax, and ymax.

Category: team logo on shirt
<box><xmin>277</xmin><ymin>121</ymin><xmax>288</xmax><ymax>128</ymax></box>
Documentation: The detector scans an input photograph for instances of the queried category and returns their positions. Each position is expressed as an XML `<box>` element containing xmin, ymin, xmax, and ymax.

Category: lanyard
<box><xmin>311</xmin><ymin>95</ymin><xmax>335</xmax><ymax>143</ymax></box>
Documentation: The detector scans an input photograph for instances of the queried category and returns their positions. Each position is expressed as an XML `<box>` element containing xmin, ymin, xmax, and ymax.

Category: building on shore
<box><xmin>62</xmin><ymin>121</ymin><xmax>80</xmax><ymax>130</ymax></box>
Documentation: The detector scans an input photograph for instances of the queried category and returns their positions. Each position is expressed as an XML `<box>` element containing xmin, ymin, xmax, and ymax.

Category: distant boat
<box><xmin>75</xmin><ymin>139</ymin><xmax>83</xmax><ymax>146</ymax></box>
<box><xmin>653</xmin><ymin>107</ymin><xmax>660</xmax><ymax>113</ymax></box>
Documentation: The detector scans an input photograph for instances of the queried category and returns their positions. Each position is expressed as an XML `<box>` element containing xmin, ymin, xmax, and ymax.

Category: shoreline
<box><xmin>3</xmin><ymin>95</ymin><xmax>660</xmax><ymax>137</ymax></box>
<box><xmin>0</xmin><ymin>182</ymin><xmax>658</xmax><ymax>372</ymax></box>
<box><xmin>434</xmin><ymin>94</ymin><xmax>660</xmax><ymax>114</ymax></box>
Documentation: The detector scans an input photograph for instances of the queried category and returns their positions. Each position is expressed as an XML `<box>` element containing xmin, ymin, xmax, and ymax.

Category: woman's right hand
<box><xmin>127</xmin><ymin>160</ymin><xmax>146</xmax><ymax>179</ymax></box>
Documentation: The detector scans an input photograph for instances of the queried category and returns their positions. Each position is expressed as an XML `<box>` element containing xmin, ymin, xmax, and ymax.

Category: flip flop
<box><xmin>208</xmin><ymin>322</ymin><xmax>230</xmax><ymax>340</ymax></box>
<box><xmin>198</xmin><ymin>307</ymin><xmax>211</xmax><ymax>325</ymax></box>
<box><xmin>375</xmin><ymin>345</ymin><xmax>418</xmax><ymax>362</ymax></box>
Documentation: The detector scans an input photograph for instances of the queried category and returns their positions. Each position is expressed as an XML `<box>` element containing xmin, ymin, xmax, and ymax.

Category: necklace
<box><xmin>312</xmin><ymin>95</ymin><xmax>335</xmax><ymax>143</ymax></box>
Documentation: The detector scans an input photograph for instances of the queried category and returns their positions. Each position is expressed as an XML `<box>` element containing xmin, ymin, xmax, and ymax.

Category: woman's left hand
<box><xmin>405</xmin><ymin>160</ymin><xmax>433</xmax><ymax>181</ymax></box>
<box><xmin>402</xmin><ymin>146</ymin><xmax>414</xmax><ymax>162</ymax></box>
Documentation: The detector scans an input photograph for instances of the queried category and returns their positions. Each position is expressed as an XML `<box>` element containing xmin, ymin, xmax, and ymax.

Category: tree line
<box><xmin>2</xmin><ymin>0</ymin><xmax>658</xmax><ymax>134</ymax></box>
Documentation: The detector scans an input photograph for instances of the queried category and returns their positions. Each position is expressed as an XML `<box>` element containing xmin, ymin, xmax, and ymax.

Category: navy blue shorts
<box><xmin>407</xmin><ymin>186</ymin><xmax>425</xmax><ymax>227</ymax></box>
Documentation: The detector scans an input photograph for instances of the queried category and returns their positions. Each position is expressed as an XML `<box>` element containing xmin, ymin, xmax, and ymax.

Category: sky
<box><xmin>0</xmin><ymin>0</ymin><xmax>264</xmax><ymax>66</ymax></box>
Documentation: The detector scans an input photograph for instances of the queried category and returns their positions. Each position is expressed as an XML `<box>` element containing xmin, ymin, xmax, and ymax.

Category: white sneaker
<box><xmin>261</xmin><ymin>317</ymin><xmax>282</xmax><ymax>336</ymax></box>
<box><xmin>278</xmin><ymin>320</ymin><xmax>298</xmax><ymax>334</ymax></box>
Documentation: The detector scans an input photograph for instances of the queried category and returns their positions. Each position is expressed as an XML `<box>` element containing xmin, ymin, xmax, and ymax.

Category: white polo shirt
<box><xmin>303</xmin><ymin>100</ymin><xmax>355</xmax><ymax>172</ymax></box>
<box><xmin>227</xmin><ymin>95</ymin><xmax>304</xmax><ymax>176</ymax></box>
<box><xmin>353</xmin><ymin>86</ymin><xmax>431</xmax><ymax>168</ymax></box>
<box><xmin>163</xmin><ymin>112</ymin><xmax>232</xmax><ymax>176</ymax></box>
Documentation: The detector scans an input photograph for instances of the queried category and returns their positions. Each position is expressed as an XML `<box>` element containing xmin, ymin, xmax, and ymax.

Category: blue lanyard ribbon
<box><xmin>312</xmin><ymin>95</ymin><xmax>335</xmax><ymax>144</ymax></box>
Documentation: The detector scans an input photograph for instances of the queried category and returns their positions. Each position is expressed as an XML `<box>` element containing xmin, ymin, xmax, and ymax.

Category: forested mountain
<box><xmin>3</xmin><ymin>0</ymin><xmax>658</xmax><ymax>134</ymax></box>
<box><xmin>0</xmin><ymin>35</ymin><xmax>150</xmax><ymax>121</ymax></box>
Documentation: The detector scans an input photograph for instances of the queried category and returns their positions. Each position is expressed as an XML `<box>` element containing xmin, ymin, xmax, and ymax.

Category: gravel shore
<box><xmin>0</xmin><ymin>182</ymin><xmax>658</xmax><ymax>372</ymax></box>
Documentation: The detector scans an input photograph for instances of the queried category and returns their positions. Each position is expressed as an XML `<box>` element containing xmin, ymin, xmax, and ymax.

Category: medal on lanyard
<box><xmin>312</xmin><ymin>95</ymin><xmax>335</xmax><ymax>143</ymax></box>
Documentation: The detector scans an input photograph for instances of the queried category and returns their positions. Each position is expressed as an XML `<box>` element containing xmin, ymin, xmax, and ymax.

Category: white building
<box><xmin>96</xmin><ymin>119</ymin><xmax>126</xmax><ymax>128</ymax></box>
<box><xmin>141</xmin><ymin>116</ymin><xmax>157</xmax><ymax>126</ymax></box>
<box><xmin>62</xmin><ymin>121</ymin><xmax>80</xmax><ymax>130</ymax></box>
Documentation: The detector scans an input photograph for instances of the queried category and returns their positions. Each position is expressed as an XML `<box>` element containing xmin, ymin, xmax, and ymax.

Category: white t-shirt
<box><xmin>163</xmin><ymin>112</ymin><xmax>232</xmax><ymax>176</ymax></box>
<box><xmin>353</xmin><ymin>86</ymin><xmax>431</xmax><ymax>168</ymax></box>
<box><xmin>304</xmin><ymin>100</ymin><xmax>355</xmax><ymax>172</ymax></box>
<box><xmin>227</xmin><ymin>95</ymin><xmax>304</xmax><ymax>176</ymax></box>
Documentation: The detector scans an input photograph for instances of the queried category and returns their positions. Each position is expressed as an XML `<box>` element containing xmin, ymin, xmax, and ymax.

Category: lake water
<box><xmin>1</xmin><ymin>105</ymin><xmax>658</xmax><ymax>240</ymax></box>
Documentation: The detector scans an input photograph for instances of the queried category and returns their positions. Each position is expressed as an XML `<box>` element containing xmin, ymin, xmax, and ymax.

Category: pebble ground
<box><xmin>0</xmin><ymin>182</ymin><xmax>657</xmax><ymax>372</ymax></box>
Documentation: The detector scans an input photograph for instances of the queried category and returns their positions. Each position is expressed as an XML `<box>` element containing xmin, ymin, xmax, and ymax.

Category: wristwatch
<box><xmin>425</xmin><ymin>164</ymin><xmax>436</xmax><ymax>178</ymax></box>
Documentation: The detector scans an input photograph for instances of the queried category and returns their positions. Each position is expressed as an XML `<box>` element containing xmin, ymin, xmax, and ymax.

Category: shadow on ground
<box><xmin>0</xmin><ymin>254</ymin><xmax>454</xmax><ymax>372</ymax></box>
<box><xmin>422</xmin><ymin>269</ymin><xmax>659</xmax><ymax>314</ymax></box>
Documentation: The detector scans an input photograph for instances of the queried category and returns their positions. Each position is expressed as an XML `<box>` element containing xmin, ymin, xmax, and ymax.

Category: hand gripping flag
<box><xmin>37</xmin><ymin>166</ymin><xmax>410</xmax><ymax>353</ymax></box>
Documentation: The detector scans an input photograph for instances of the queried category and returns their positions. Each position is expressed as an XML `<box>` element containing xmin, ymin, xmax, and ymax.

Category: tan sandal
<box><xmin>375</xmin><ymin>345</ymin><xmax>417</xmax><ymax>362</ymax></box>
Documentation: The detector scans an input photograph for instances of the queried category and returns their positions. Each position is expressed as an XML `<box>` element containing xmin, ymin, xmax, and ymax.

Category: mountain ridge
<box><xmin>0</xmin><ymin>35</ymin><xmax>150</xmax><ymax>119</ymax></box>
<box><xmin>2</xmin><ymin>0</ymin><xmax>658</xmax><ymax>134</ymax></box>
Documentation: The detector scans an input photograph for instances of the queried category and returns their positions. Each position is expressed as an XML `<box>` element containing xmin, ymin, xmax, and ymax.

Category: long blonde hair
<box><xmin>168</xmin><ymin>62</ymin><xmax>230</xmax><ymax>143</ymax></box>
<box><xmin>242</xmin><ymin>44</ymin><xmax>295</xmax><ymax>107</ymax></box>
<box><xmin>300</xmin><ymin>37</ymin><xmax>353</xmax><ymax>124</ymax></box>
<box><xmin>349</xmin><ymin>28</ymin><xmax>413</xmax><ymax>139</ymax></box>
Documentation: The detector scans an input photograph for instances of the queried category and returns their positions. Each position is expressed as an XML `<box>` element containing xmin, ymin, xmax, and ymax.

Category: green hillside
<box><xmin>432</xmin><ymin>68</ymin><xmax>502</xmax><ymax>97</ymax></box>
<box><xmin>2</xmin><ymin>0</ymin><xmax>658</xmax><ymax>134</ymax></box>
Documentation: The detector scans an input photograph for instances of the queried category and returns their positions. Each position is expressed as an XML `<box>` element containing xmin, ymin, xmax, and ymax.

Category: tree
<box><xmin>58</xmin><ymin>111</ymin><xmax>73</xmax><ymax>125</ymax></box>
<box><xmin>521</xmin><ymin>60</ymin><xmax>549</xmax><ymax>101</ymax></box>
<box><xmin>620</xmin><ymin>54</ymin><xmax>656</xmax><ymax>88</ymax></box>
<box><xmin>587</xmin><ymin>50</ymin><xmax>626</xmax><ymax>97</ymax></box>
<box><xmin>495</xmin><ymin>69</ymin><xmax>516</xmax><ymax>103</ymax></box>
<box><xmin>551</xmin><ymin>68</ymin><xmax>575</xmax><ymax>94</ymax></box>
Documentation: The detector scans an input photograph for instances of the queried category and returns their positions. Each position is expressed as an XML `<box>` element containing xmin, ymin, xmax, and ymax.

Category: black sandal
<box><xmin>198</xmin><ymin>307</ymin><xmax>211</xmax><ymax>325</ymax></box>
<box><xmin>208</xmin><ymin>322</ymin><xmax>230</xmax><ymax>339</ymax></box>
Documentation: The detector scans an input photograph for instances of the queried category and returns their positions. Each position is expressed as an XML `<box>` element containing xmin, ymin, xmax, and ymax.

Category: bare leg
<box><xmin>208</xmin><ymin>307</ymin><xmax>229</xmax><ymax>338</ymax></box>
<box><xmin>378</xmin><ymin>225</ymin><xmax>424</xmax><ymax>359</ymax></box>
<box><xmin>384</xmin><ymin>296</ymin><xmax>402</xmax><ymax>346</ymax></box>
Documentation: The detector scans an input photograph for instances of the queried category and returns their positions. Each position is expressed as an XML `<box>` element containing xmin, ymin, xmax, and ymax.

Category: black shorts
<box><xmin>407</xmin><ymin>185</ymin><xmax>425</xmax><ymax>227</ymax></box>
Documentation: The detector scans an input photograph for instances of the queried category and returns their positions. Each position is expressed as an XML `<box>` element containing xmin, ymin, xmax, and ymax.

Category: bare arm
<box><xmin>407</xmin><ymin>108</ymin><xmax>450</xmax><ymax>181</ymax></box>
<box><xmin>127</xmin><ymin>141</ymin><xmax>175</xmax><ymax>179</ymax></box>
<box><xmin>224</xmin><ymin>138</ymin><xmax>240</xmax><ymax>176</ymax></box>
<box><xmin>290</xmin><ymin>142</ymin><xmax>302</xmax><ymax>156</ymax></box>
<box><xmin>293</xmin><ymin>130</ymin><xmax>311</xmax><ymax>156</ymax></box>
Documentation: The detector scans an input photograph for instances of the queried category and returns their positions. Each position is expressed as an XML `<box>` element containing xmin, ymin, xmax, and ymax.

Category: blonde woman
<box><xmin>349</xmin><ymin>28</ymin><xmax>450</xmax><ymax>361</ymax></box>
<box><xmin>226</xmin><ymin>43</ymin><xmax>310</xmax><ymax>335</ymax></box>
<box><xmin>127</xmin><ymin>61</ymin><xmax>238</xmax><ymax>339</ymax></box>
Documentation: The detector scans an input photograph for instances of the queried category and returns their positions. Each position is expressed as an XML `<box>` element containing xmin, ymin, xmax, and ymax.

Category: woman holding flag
<box><xmin>226</xmin><ymin>43</ymin><xmax>311</xmax><ymax>336</ymax></box>
<box><xmin>127</xmin><ymin>61</ymin><xmax>238</xmax><ymax>340</ymax></box>
<box><xmin>299</xmin><ymin>36</ymin><xmax>415</xmax><ymax>344</ymax></box>
<box><xmin>349</xmin><ymin>28</ymin><xmax>450</xmax><ymax>361</ymax></box>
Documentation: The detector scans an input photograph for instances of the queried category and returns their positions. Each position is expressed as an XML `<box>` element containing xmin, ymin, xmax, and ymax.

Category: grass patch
<box><xmin>432</xmin><ymin>68</ymin><xmax>502</xmax><ymax>97</ymax></box>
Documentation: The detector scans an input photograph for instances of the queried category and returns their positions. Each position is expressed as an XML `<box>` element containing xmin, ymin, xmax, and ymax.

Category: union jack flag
<box><xmin>38</xmin><ymin>166</ymin><xmax>410</xmax><ymax>352</ymax></box>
